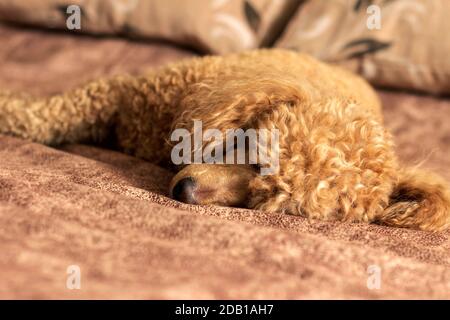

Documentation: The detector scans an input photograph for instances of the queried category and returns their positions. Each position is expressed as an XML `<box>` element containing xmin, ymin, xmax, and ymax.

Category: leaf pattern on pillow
<box><xmin>55</xmin><ymin>4</ymin><xmax>67</xmax><ymax>16</ymax></box>
<box><xmin>354</xmin><ymin>0</ymin><xmax>396</xmax><ymax>11</ymax></box>
<box><xmin>244</xmin><ymin>0</ymin><xmax>261</xmax><ymax>33</ymax></box>
<box><xmin>353</xmin><ymin>0</ymin><xmax>373</xmax><ymax>11</ymax></box>
<box><xmin>342</xmin><ymin>38</ymin><xmax>392</xmax><ymax>59</ymax></box>
<box><xmin>210</xmin><ymin>0</ymin><xmax>256</xmax><ymax>50</ymax></box>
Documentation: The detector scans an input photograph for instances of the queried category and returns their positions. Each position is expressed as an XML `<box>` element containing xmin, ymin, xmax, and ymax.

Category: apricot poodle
<box><xmin>1</xmin><ymin>49</ymin><xmax>449</xmax><ymax>231</ymax></box>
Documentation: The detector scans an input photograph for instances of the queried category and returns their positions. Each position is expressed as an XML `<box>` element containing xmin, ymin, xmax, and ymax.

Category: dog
<box><xmin>1</xmin><ymin>49</ymin><xmax>449</xmax><ymax>231</ymax></box>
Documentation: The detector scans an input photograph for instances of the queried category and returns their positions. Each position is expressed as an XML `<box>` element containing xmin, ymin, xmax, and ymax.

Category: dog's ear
<box><xmin>378</xmin><ymin>168</ymin><xmax>450</xmax><ymax>231</ymax></box>
<box><xmin>173</xmin><ymin>73</ymin><xmax>303</xmax><ymax>133</ymax></box>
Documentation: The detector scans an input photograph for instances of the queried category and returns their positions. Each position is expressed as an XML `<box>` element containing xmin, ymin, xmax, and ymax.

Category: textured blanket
<box><xmin>0</xmin><ymin>24</ymin><xmax>449</xmax><ymax>299</ymax></box>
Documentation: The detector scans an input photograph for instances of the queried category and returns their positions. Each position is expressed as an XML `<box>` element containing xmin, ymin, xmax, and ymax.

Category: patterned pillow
<box><xmin>277</xmin><ymin>0</ymin><xmax>450</xmax><ymax>95</ymax></box>
<box><xmin>0</xmin><ymin>0</ymin><xmax>299</xmax><ymax>54</ymax></box>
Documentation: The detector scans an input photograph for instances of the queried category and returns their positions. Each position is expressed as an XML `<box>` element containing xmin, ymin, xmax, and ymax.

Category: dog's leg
<box><xmin>0</xmin><ymin>78</ymin><xmax>127</xmax><ymax>146</ymax></box>
<box><xmin>377</xmin><ymin>168</ymin><xmax>450</xmax><ymax>231</ymax></box>
<box><xmin>0</xmin><ymin>56</ymin><xmax>217</xmax><ymax>163</ymax></box>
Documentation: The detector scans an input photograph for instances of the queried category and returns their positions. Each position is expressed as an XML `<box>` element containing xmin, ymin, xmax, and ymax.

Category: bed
<box><xmin>0</xmin><ymin>22</ymin><xmax>449</xmax><ymax>299</ymax></box>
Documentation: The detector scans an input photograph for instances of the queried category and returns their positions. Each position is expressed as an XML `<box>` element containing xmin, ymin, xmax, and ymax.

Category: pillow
<box><xmin>277</xmin><ymin>0</ymin><xmax>450</xmax><ymax>95</ymax></box>
<box><xmin>0</xmin><ymin>0</ymin><xmax>298</xmax><ymax>54</ymax></box>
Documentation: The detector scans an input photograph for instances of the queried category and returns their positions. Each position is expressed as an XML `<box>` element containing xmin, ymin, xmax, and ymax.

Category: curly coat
<box><xmin>1</xmin><ymin>49</ymin><xmax>449</xmax><ymax>231</ymax></box>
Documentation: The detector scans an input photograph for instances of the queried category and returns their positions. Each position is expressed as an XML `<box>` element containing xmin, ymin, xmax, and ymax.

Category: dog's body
<box><xmin>1</xmin><ymin>49</ymin><xmax>449</xmax><ymax>231</ymax></box>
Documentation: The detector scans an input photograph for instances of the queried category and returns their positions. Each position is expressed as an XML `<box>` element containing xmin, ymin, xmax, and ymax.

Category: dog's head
<box><xmin>169</xmin><ymin>94</ymin><xmax>398</xmax><ymax>224</ymax></box>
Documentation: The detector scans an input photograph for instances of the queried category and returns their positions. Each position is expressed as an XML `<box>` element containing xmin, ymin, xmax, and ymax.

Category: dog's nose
<box><xmin>171</xmin><ymin>177</ymin><xmax>198</xmax><ymax>204</ymax></box>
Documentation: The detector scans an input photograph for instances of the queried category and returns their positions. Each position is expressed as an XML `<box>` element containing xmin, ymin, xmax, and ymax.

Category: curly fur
<box><xmin>1</xmin><ymin>49</ymin><xmax>449</xmax><ymax>231</ymax></box>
